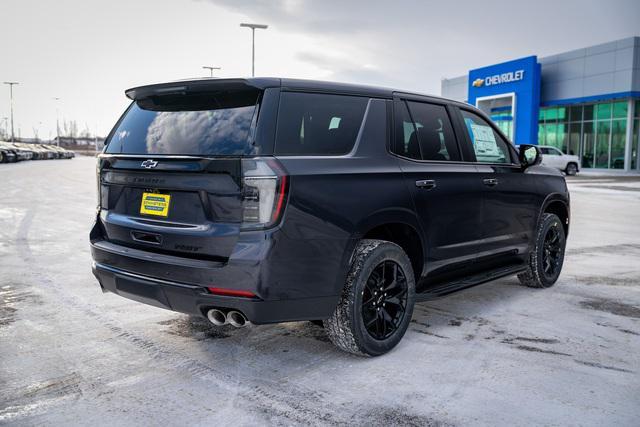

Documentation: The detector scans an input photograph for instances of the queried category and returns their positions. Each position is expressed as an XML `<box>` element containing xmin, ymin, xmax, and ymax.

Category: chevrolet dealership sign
<box><xmin>472</xmin><ymin>70</ymin><xmax>525</xmax><ymax>87</ymax></box>
<box><xmin>467</xmin><ymin>56</ymin><xmax>540</xmax><ymax>145</ymax></box>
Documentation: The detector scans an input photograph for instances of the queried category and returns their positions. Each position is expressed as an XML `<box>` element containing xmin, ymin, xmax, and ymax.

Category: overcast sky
<box><xmin>1</xmin><ymin>0</ymin><xmax>639</xmax><ymax>139</ymax></box>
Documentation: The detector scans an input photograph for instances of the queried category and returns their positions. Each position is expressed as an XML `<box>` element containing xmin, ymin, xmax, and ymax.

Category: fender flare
<box><xmin>347</xmin><ymin>207</ymin><xmax>427</xmax><ymax>274</ymax></box>
<box><xmin>539</xmin><ymin>192</ymin><xmax>571</xmax><ymax>235</ymax></box>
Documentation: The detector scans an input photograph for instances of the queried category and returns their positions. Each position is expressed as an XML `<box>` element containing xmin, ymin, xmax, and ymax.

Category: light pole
<box><xmin>53</xmin><ymin>97</ymin><xmax>61</xmax><ymax>146</ymax></box>
<box><xmin>202</xmin><ymin>66</ymin><xmax>221</xmax><ymax>77</ymax></box>
<box><xmin>3</xmin><ymin>82</ymin><xmax>19</xmax><ymax>142</ymax></box>
<box><xmin>240</xmin><ymin>23</ymin><xmax>268</xmax><ymax>77</ymax></box>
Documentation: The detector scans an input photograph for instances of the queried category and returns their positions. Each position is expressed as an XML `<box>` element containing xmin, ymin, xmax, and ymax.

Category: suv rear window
<box><xmin>275</xmin><ymin>92</ymin><xmax>369</xmax><ymax>155</ymax></box>
<box><xmin>105</xmin><ymin>90</ymin><xmax>261</xmax><ymax>156</ymax></box>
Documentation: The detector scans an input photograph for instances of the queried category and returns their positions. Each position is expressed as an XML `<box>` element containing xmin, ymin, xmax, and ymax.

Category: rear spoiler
<box><xmin>125</xmin><ymin>78</ymin><xmax>281</xmax><ymax>100</ymax></box>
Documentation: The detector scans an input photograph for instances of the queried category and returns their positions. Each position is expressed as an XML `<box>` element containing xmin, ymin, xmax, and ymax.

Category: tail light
<box><xmin>240</xmin><ymin>158</ymin><xmax>288</xmax><ymax>230</ymax></box>
<box><xmin>96</xmin><ymin>158</ymin><xmax>101</xmax><ymax>209</ymax></box>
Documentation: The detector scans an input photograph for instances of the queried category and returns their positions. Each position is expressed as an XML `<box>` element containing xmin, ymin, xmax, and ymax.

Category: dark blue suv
<box><xmin>91</xmin><ymin>78</ymin><xmax>570</xmax><ymax>356</ymax></box>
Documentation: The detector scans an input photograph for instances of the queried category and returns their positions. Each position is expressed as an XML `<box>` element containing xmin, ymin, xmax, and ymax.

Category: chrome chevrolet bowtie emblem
<box><xmin>141</xmin><ymin>159</ymin><xmax>158</xmax><ymax>169</ymax></box>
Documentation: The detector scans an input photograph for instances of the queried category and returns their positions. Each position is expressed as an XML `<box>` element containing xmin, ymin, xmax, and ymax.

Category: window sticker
<box><xmin>469</xmin><ymin>123</ymin><xmax>501</xmax><ymax>157</ymax></box>
<box><xmin>328</xmin><ymin>117</ymin><xmax>341</xmax><ymax>129</ymax></box>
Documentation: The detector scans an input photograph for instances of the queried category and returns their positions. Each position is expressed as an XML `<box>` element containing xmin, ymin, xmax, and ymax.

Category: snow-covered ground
<box><xmin>1</xmin><ymin>158</ymin><xmax>639</xmax><ymax>426</ymax></box>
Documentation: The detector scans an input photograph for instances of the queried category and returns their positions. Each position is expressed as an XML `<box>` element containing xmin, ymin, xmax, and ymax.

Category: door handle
<box><xmin>415</xmin><ymin>179</ymin><xmax>436</xmax><ymax>190</ymax></box>
<box><xmin>483</xmin><ymin>178</ymin><xmax>499</xmax><ymax>187</ymax></box>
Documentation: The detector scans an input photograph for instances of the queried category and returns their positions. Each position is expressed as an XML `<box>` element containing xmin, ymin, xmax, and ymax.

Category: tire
<box><xmin>565</xmin><ymin>162</ymin><xmax>578</xmax><ymax>176</ymax></box>
<box><xmin>0</xmin><ymin>152</ymin><xmax>5</xmax><ymax>163</ymax></box>
<box><xmin>518</xmin><ymin>213</ymin><xmax>566</xmax><ymax>288</ymax></box>
<box><xmin>323</xmin><ymin>239</ymin><xmax>416</xmax><ymax>356</ymax></box>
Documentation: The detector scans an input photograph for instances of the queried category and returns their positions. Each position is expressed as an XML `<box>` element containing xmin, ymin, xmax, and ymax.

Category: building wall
<box><xmin>441</xmin><ymin>75</ymin><xmax>468</xmax><ymax>102</ymax></box>
<box><xmin>440</xmin><ymin>37</ymin><xmax>640</xmax><ymax>170</ymax></box>
<box><xmin>440</xmin><ymin>37</ymin><xmax>640</xmax><ymax>104</ymax></box>
<box><xmin>540</xmin><ymin>37</ymin><xmax>640</xmax><ymax>105</ymax></box>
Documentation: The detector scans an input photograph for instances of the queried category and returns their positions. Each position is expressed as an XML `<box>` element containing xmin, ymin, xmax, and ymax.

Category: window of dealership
<box><xmin>538</xmin><ymin>100</ymin><xmax>639</xmax><ymax>169</ymax></box>
<box><xmin>441</xmin><ymin>37</ymin><xmax>640</xmax><ymax>171</ymax></box>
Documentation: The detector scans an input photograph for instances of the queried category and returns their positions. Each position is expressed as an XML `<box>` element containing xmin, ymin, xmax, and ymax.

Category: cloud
<box><xmin>205</xmin><ymin>0</ymin><xmax>640</xmax><ymax>95</ymax></box>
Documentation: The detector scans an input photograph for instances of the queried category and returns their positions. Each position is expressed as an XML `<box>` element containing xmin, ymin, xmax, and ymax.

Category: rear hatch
<box><xmin>96</xmin><ymin>79</ymin><xmax>282</xmax><ymax>261</ymax></box>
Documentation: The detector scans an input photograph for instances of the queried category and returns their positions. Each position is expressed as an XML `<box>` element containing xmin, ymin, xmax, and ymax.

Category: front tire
<box><xmin>518</xmin><ymin>213</ymin><xmax>566</xmax><ymax>288</ymax></box>
<box><xmin>565</xmin><ymin>162</ymin><xmax>578</xmax><ymax>176</ymax></box>
<box><xmin>324</xmin><ymin>239</ymin><xmax>416</xmax><ymax>356</ymax></box>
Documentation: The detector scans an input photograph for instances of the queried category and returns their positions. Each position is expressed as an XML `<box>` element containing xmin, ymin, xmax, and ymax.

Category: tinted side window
<box><xmin>275</xmin><ymin>92</ymin><xmax>369</xmax><ymax>155</ymax></box>
<box><xmin>460</xmin><ymin>110</ymin><xmax>513</xmax><ymax>164</ymax></box>
<box><xmin>393</xmin><ymin>100</ymin><xmax>459</xmax><ymax>161</ymax></box>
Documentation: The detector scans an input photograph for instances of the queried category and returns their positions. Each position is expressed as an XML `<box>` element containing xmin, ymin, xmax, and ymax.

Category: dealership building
<box><xmin>441</xmin><ymin>37</ymin><xmax>640</xmax><ymax>171</ymax></box>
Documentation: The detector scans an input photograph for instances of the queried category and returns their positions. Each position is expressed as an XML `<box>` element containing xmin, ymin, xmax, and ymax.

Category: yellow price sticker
<box><xmin>140</xmin><ymin>192</ymin><xmax>171</xmax><ymax>217</ymax></box>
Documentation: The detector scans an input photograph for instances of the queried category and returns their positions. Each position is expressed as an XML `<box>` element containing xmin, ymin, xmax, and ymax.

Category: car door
<box><xmin>548</xmin><ymin>146</ymin><xmax>567</xmax><ymax>169</ymax></box>
<box><xmin>392</xmin><ymin>97</ymin><xmax>485</xmax><ymax>286</ymax></box>
<box><xmin>540</xmin><ymin>147</ymin><xmax>562</xmax><ymax>169</ymax></box>
<box><xmin>455</xmin><ymin>107</ymin><xmax>539</xmax><ymax>272</ymax></box>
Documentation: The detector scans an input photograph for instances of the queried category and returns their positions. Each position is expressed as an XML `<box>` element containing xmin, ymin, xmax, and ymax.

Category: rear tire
<box><xmin>565</xmin><ymin>162</ymin><xmax>578</xmax><ymax>176</ymax></box>
<box><xmin>518</xmin><ymin>213</ymin><xmax>566</xmax><ymax>288</ymax></box>
<box><xmin>324</xmin><ymin>239</ymin><xmax>415</xmax><ymax>356</ymax></box>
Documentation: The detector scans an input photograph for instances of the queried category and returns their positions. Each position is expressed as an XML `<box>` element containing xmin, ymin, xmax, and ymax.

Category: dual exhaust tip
<box><xmin>207</xmin><ymin>308</ymin><xmax>249</xmax><ymax>328</ymax></box>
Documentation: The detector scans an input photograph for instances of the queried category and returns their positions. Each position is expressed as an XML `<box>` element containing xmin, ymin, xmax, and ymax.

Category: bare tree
<box><xmin>80</xmin><ymin>122</ymin><xmax>92</xmax><ymax>139</ymax></box>
<box><xmin>62</xmin><ymin>119</ymin><xmax>78</xmax><ymax>140</ymax></box>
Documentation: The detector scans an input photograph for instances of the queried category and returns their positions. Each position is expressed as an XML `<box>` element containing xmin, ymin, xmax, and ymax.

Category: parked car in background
<box><xmin>38</xmin><ymin>144</ymin><xmax>59</xmax><ymax>159</ymax></box>
<box><xmin>23</xmin><ymin>143</ymin><xmax>47</xmax><ymax>160</ymax></box>
<box><xmin>0</xmin><ymin>142</ymin><xmax>18</xmax><ymax>163</ymax></box>
<box><xmin>13</xmin><ymin>143</ymin><xmax>42</xmax><ymax>160</ymax></box>
<box><xmin>50</xmin><ymin>145</ymin><xmax>75</xmax><ymax>159</ymax></box>
<box><xmin>6</xmin><ymin>143</ymin><xmax>33</xmax><ymax>161</ymax></box>
<box><xmin>0</xmin><ymin>142</ymin><xmax>75</xmax><ymax>163</ymax></box>
<box><xmin>538</xmin><ymin>146</ymin><xmax>580</xmax><ymax>175</ymax></box>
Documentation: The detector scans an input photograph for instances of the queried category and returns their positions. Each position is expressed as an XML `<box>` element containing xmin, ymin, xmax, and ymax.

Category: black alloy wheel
<box><xmin>517</xmin><ymin>213</ymin><xmax>566</xmax><ymax>288</ymax></box>
<box><xmin>362</xmin><ymin>260</ymin><xmax>408</xmax><ymax>340</ymax></box>
<box><xmin>324</xmin><ymin>239</ymin><xmax>416</xmax><ymax>356</ymax></box>
<box><xmin>542</xmin><ymin>224</ymin><xmax>563</xmax><ymax>280</ymax></box>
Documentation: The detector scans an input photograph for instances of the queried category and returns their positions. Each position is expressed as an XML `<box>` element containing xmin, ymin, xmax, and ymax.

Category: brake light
<box><xmin>241</xmin><ymin>158</ymin><xmax>288</xmax><ymax>230</ymax></box>
<box><xmin>207</xmin><ymin>287</ymin><xmax>257</xmax><ymax>298</ymax></box>
<box><xmin>272</xmin><ymin>175</ymin><xmax>287</xmax><ymax>222</ymax></box>
<box><xmin>96</xmin><ymin>158</ymin><xmax>101</xmax><ymax>209</ymax></box>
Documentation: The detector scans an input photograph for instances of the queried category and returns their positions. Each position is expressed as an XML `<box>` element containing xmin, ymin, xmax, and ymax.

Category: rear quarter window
<box><xmin>274</xmin><ymin>92</ymin><xmax>369</xmax><ymax>155</ymax></box>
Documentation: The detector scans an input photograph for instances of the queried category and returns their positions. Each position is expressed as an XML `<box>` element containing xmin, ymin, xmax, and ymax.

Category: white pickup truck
<box><xmin>538</xmin><ymin>145</ymin><xmax>580</xmax><ymax>175</ymax></box>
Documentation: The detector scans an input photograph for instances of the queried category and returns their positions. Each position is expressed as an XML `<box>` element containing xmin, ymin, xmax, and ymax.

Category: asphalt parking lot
<box><xmin>1</xmin><ymin>157</ymin><xmax>639</xmax><ymax>426</ymax></box>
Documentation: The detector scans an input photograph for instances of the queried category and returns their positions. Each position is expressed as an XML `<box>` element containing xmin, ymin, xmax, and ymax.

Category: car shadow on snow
<box><xmin>160</xmin><ymin>275</ymin><xmax>533</xmax><ymax>360</ymax></box>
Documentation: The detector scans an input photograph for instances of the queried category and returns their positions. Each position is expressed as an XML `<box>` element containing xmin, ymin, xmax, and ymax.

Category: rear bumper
<box><xmin>92</xmin><ymin>262</ymin><xmax>338</xmax><ymax>324</ymax></box>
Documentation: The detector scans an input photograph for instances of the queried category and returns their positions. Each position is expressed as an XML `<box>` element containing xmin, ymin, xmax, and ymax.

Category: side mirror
<box><xmin>519</xmin><ymin>144</ymin><xmax>541</xmax><ymax>168</ymax></box>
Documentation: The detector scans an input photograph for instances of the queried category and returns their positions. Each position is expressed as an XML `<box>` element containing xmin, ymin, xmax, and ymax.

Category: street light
<box><xmin>202</xmin><ymin>66</ymin><xmax>221</xmax><ymax>77</ymax></box>
<box><xmin>3</xmin><ymin>82</ymin><xmax>19</xmax><ymax>142</ymax></box>
<box><xmin>53</xmin><ymin>97</ymin><xmax>61</xmax><ymax>147</ymax></box>
<box><xmin>240</xmin><ymin>23</ymin><xmax>268</xmax><ymax>77</ymax></box>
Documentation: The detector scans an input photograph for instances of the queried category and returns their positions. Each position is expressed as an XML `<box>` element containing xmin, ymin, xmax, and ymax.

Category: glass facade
<box><xmin>633</xmin><ymin>100</ymin><xmax>640</xmax><ymax>170</ymax></box>
<box><xmin>490</xmin><ymin>106</ymin><xmax>514</xmax><ymax>141</ymax></box>
<box><xmin>538</xmin><ymin>99</ymin><xmax>638</xmax><ymax>170</ymax></box>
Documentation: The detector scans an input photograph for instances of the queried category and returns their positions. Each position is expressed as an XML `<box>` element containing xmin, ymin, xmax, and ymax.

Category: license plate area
<box><xmin>140</xmin><ymin>192</ymin><xmax>171</xmax><ymax>217</ymax></box>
